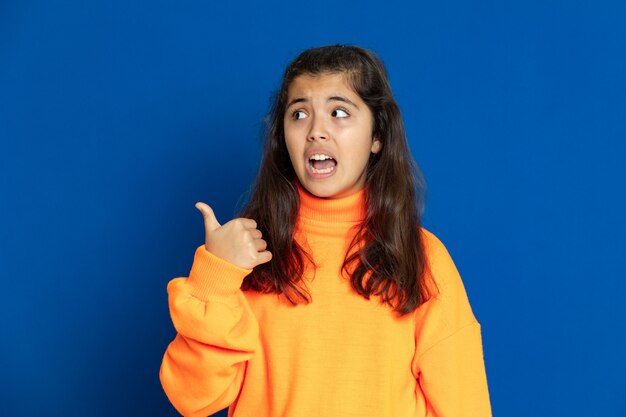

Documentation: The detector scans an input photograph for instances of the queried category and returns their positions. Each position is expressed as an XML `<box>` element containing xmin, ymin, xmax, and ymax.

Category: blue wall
<box><xmin>1</xmin><ymin>1</ymin><xmax>625</xmax><ymax>416</ymax></box>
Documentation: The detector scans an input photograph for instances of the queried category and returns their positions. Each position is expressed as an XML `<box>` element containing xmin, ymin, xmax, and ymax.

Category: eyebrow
<box><xmin>286</xmin><ymin>95</ymin><xmax>359</xmax><ymax>109</ymax></box>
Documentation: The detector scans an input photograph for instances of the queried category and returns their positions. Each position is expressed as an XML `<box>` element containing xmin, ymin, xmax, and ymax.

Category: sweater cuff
<box><xmin>186</xmin><ymin>245</ymin><xmax>253</xmax><ymax>301</ymax></box>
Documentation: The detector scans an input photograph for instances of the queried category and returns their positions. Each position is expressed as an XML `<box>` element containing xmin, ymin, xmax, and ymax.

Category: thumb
<box><xmin>195</xmin><ymin>202</ymin><xmax>221</xmax><ymax>232</ymax></box>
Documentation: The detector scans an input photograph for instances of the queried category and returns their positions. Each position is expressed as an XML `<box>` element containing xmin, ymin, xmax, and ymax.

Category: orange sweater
<box><xmin>160</xmin><ymin>186</ymin><xmax>492</xmax><ymax>417</ymax></box>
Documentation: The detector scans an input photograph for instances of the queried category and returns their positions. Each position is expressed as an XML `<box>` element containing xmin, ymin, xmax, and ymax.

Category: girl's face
<box><xmin>283</xmin><ymin>72</ymin><xmax>381</xmax><ymax>199</ymax></box>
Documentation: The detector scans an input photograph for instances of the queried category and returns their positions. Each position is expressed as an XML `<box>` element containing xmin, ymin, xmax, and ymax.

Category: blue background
<box><xmin>1</xmin><ymin>1</ymin><xmax>625</xmax><ymax>416</ymax></box>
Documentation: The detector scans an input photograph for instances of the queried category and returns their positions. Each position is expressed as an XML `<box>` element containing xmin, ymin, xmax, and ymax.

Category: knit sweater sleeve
<box><xmin>412</xmin><ymin>229</ymin><xmax>492</xmax><ymax>417</ymax></box>
<box><xmin>160</xmin><ymin>245</ymin><xmax>259</xmax><ymax>417</ymax></box>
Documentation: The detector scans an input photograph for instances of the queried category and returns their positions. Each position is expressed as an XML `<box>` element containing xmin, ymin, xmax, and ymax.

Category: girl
<box><xmin>160</xmin><ymin>45</ymin><xmax>492</xmax><ymax>417</ymax></box>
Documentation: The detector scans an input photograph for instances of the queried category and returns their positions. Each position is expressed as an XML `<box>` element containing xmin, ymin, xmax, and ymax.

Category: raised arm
<box><xmin>160</xmin><ymin>203</ymin><xmax>272</xmax><ymax>417</ymax></box>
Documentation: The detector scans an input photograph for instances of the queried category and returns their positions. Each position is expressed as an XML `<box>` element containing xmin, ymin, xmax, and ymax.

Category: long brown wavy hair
<box><xmin>240</xmin><ymin>45</ymin><xmax>434</xmax><ymax>315</ymax></box>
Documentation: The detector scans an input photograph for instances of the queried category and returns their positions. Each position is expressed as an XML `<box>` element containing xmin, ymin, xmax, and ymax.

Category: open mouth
<box><xmin>308</xmin><ymin>154</ymin><xmax>337</xmax><ymax>174</ymax></box>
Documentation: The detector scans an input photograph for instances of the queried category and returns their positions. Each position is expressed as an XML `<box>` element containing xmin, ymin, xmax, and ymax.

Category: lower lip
<box><xmin>305</xmin><ymin>161</ymin><xmax>337</xmax><ymax>179</ymax></box>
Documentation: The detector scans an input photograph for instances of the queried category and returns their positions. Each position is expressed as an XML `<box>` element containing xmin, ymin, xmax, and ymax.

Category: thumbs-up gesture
<box><xmin>195</xmin><ymin>202</ymin><xmax>273</xmax><ymax>269</ymax></box>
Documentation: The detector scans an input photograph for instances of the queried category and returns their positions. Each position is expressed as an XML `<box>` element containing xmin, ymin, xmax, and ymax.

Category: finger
<box><xmin>253</xmin><ymin>238</ymin><xmax>267</xmax><ymax>252</ymax></box>
<box><xmin>237</xmin><ymin>218</ymin><xmax>257</xmax><ymax>229</ymax></box>
<box><xmin>195</xmin><ymin>202</ymin><xmax>221</xmax><ymax>232</ymax></box>
<box><xmin>249</xmin><ymin>229</ymin><xmax>262</xmax><ymax>239</ymax></box>
<box><xmin>255</xmin><ymin>250</ymin><xmax>273</xmax><ymax>265</ymax></box>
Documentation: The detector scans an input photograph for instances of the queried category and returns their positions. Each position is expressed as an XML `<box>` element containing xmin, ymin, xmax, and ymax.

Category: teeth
<box><xmin>309</xmin><ymin>154</ymin><xmax>334</xmax><ymax>161</ymax></box>
<box><xmin>311</xmin><ymin>165</ymin><xmax>336</xmax><ymax>174</ymax></box>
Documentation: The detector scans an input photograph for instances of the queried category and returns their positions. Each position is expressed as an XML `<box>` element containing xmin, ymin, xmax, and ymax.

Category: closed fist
<box><xmin>195</xmin><ymin>202</ymin><xmax>272</xmax><ymax>269</ymax></box>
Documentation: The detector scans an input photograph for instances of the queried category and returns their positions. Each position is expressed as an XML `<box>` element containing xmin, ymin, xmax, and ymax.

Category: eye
<box><xmin>292</xmin><ymin>110</ymin><xmax>308</xmax><ymax>120</ymax></box>
<box><xmin>332</xmin><ymin>108</ymin><xmax>349</xmax><ymax>118</ymax></box>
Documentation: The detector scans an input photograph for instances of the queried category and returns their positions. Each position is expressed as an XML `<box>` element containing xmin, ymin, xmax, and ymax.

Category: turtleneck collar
<box><xmin>296</xmin><ymin>182</ymin><xmax>367</xmax><ymax>224</ymax></box>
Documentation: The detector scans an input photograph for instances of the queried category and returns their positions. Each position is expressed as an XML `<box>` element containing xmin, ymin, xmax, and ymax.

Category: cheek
<box><xmin>348</xmin><ymin>147</ymin><xmax>375</xmax><ymax>178</ymax></box>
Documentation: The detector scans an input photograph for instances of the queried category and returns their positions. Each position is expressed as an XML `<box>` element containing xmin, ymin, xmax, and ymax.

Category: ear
<box><xmin>371</xmin><ymin>137</ymin><xmax>382</xmax><ymax>154</ymax></box>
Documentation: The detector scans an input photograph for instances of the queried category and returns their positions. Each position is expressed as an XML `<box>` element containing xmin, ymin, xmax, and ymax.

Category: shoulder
<box><xmin>418</xmin><ymin>227</ymin><xmax>468</xmax><ymax>299</ymax></box>
<box><xmin>419</xmin><ymin>227</ymin><xmax>456</xmax><ymax>276</ymax></box>
<box><xmin>419</xmin><ymin>226</ymin><xmax>446</xmax><ymax>255</ymax></box>
<box><xmin>415</xmin><ymin>226</ymin><xmax>479</xmax><ymax>332</ymax></box>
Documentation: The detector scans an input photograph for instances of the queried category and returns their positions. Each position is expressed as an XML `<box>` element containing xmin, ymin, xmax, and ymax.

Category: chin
<box><xmin>308</xmin><ymin>183</ymin><xmax>356</xmax><ymax>200</ymax></box>
<box><xmin>297</xmin><ymin>179</ymin><xmax>333</xmax><ymax>198</ymax></box>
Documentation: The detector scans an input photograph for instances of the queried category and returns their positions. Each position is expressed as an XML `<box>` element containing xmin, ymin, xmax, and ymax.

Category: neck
<box><xmin>296</xmin><ymin>182</ymin><xmax>366</xmax><ymax>224</ymax></box>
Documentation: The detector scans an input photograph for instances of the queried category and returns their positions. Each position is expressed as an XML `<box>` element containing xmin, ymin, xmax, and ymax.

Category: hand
<box><xmin>195</xmin><ymin>202</ymin><xmax>272</xmax><ymax>269</ymax></box>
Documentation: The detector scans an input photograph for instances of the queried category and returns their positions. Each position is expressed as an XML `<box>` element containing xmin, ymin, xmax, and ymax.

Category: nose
<box><xmin>307</xmin><ymin>114</ymin><xmax>328</xmax><ymax>142</ymax></box>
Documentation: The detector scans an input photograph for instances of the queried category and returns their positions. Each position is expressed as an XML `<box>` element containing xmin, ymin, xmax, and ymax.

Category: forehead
<box><xmin>286</xmin><ymin>72</ymin><xmax>359</xmax><ymax>100</ymax></box>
